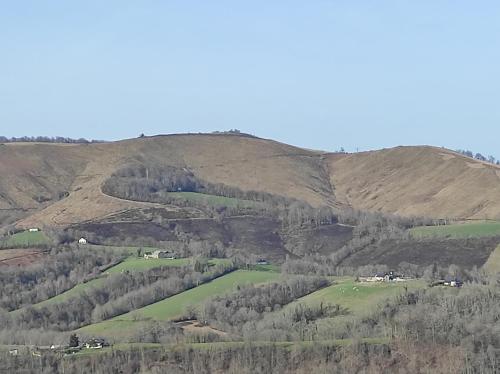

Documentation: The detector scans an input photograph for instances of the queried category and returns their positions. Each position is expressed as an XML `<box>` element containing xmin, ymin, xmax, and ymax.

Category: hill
<box><xmin>1</xmin><ymin>134</ymin><xmax>335</xmax><ymax>229</ymax></box>
<box><xmin>0</xmin><ymin>135</ymin><xmax>499</xmax><ymax>231</ymax></box>
<box><xmin>327</xmin><ymin>146</ymin><xmax>500</xmax><ymax>220</ymax></box>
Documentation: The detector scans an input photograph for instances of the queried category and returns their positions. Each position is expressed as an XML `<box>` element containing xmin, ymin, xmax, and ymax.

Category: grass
<box><xmin>106</xmin><ymin>257</ymin><xmax>191</xmax><ymax>273</ymax></box>
<box><xmin>24</xmin><ymin>256</ymin><xmax>230</xmax><ymax>310</ymax></box>
<box><xmin>79</xmin><ymin>270</ymin><xmax>280</xmax><ymax>337</ymax></box>
<box><xmin>285</xmin><ymin>278</ymin><xmax>427</xmax><ymax>339</ymax></box>
<box><xmin>246</xmin><ymin>264</ymin><xmax>281</xmax><ymax>272</ymax></box>
<box><xmin>168</xmin><ymin>192</ymin><xmax>261</xmax><ymax>208</ymax></box>
<box><xmin>484</xmin><ymin>244</ymin><xmax>500</xmax><ymax>273</ymax></box>
<box><xmin>410</xmin><ymin>221</ymin><xmax>500</xmax><ymax>239</ymax></box>
<box><xmin>1</xmin><ymin>231</ymin><xmax>50</xmax><ymax>248</ymax></box>
<box><xmin>106</xmin><ymin>257</ymin><xmax>231</xmax><ymax>274</ymax></box>
<box><xmin>32</xmin><ymin>278</ymin><xmax>108</xmax><ymax>308</ymax></box>
<box><xmin>290</xmin><ymin>278</ymin><xmax>425</xmax><ymax>316</ymax></box>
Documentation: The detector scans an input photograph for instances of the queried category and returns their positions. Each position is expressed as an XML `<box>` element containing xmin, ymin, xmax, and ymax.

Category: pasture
<box><xmin>0</xmin><ymin>231</ymin><xmax>50</xmax><ymax>248</ymax></box>
<box><xmin>168</xmin><ymin>192</ymin><xmax>261</xmax><ymax>208</ymax></box>
<box><xmin>25</xmin><ymin>256</ymin><xmax>227</xmax><ymax>309</ymax></box>
<box><xmin>106</xmin><ymin>257</ymin><xmax>191</xmax><ymax>273</ymax></box>
<box><xmin>106</xmin><ymin>257</ymin><xmax>231</xmax><ymax>274</ymax></box>
<box><xmin>79</xmin><ymin>270</ymin><xmax>280</xmax><ymax>337</ymax></box>
<box><xmin>292</xmin><ymin>278</ymin><xmax>425</xmax><ymax>316</ymax></box>
<box><xmin>32</xmin><ymin>278</ymin><xmax>107</xmax><ymax>308</ymax></box>
<box><xmin>410</xmin><ymin>221</ymin><xmax>500</xmax><ymax>239</ymax></box>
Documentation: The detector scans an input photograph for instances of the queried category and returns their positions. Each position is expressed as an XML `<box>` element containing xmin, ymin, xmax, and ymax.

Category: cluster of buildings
<box><xmin>359</xmin><ymin>271</ymin><xmax>408</xmax><ymax>283</ymax></box>
<box><xmin>432</xmin><ymin>277</ymin><xmax>463</xmax><ymax>288</ymax></box>
<box><xmin>144</xmin><ymin>249</ymin><xmax>176</xmax><ymax>259</ymax></box>
<box><xmin>26</xmin><ymin>338</ymin><xmax>108</xmax><ymax>357</ymax></box>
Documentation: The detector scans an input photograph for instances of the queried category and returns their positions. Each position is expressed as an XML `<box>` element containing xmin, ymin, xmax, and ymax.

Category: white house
<box><xmin>78</xmin><ymin>238</ymin><xmax>87</xmax><ymax>244</ymax></box>
<box><xmin>29</xmin><ymin>228</ymin><xmax>39</xmax><ymax>232</ymax></box>
<box><xmin>144</xmin><ymin>250</ymin><xmax>175</xmax><ymax>259</ymax></box>
<box><xmin>85</xmin><ymin>338</ymin><xmax>106</xmax><ymax>349</ymax></box>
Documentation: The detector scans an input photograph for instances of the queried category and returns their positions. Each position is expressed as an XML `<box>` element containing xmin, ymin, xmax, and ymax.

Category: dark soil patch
<box><xmin>0</xmin><ymin>248</ymin><xmax>46</xmax><ymax>267</ymax></box>
<box><xmin>283</xmin><ymin>224</ymin><xmax>354</xmax><ymax>256</ymax></box>
<box><xmin>71</xmin><ymin>216</ymin><xmax>293</xmax><ymax>262</ymax></box>
<box><xmin>342</xmin><ymin>236</ymin><xmax>500</xmax><ymax>269</ymax></box>
<box><xmin>99</xmin><ymin>207</ymin><xmax>202</xmax><ymax>223</ymax></box>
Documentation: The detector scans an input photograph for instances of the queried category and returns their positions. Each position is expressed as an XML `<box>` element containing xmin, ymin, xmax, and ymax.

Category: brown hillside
<box><xmin>3</xmin><ymin>134</ymin><xmax>334</xmax><ymax>228</ymax></box>
<box><xmin>327</xmin><ymin>146</ymin><xmax>500</xmax><ymax>219</ymax></box>
<box><xmin>1</xmin><ymin>136</ymin><xmax>499</xmax><ymax>228</ymax></box>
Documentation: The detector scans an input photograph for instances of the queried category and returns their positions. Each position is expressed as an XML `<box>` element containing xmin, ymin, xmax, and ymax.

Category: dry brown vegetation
<box><xmin>0</xmin><ymin>248</ymin><xmax>46</xmax><ymax>266</ymax></box>
<box><xmin>327</xmin><ymin>146</ymin><xmax>500</xmax><ymax>220</ymax></box>
<box><xmin>1</xmin><ymin>135</ymin><xmax>499</xmax><ymax>231</ymax></box>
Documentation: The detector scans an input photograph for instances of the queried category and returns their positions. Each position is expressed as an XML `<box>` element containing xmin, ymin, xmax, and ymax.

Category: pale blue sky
<box><xmin>1</xmin><ymin>1</ymin><xmax>499</xmax><ymax>156</ymax></box>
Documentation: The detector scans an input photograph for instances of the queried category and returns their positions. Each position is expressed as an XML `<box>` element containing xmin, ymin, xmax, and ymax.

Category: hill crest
<box><xmin>0</xmin><ymin>135</ymin><xmax>498</xmax><ymax>228</ymax></box>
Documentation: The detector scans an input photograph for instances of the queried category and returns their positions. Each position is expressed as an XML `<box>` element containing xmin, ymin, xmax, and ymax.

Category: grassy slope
<box><xmin>33</xmin><ymin>278</ymin><xmax>107</xmax><ymax>308</ymax></box>
<box><xmin>26</xmin><ymin>256</ymin><xmax>228</xmax><ymax>309</ymax></box>
<box><xmin>107</xmin><ymin>257</ymin><xmax>231</xmax><ymax>274</ymax></box>
<box><xmin>410</xmin><ymin>221</ymin><xmax>500</xmax><ymax>239</ymax></box>
<box><xmin>289</xmin><ymin>278</ymin><xmax>427</xmax><ymax>339</ymax></box>
<box><xmin>292</xmin><ymin>278</ymin><xmax>425</xmax><ymax>316</ymax></box>
<box><xmin>1</xmin><ymin>231</ymin><xmax>50</xmax><ymax>248</ymax></box>
<box><xmin>79</xmin><ymin>270</ymin><xmax>280</xmax><ymax>337</ymax></box>
<box><xmin>167</xmin><ymin>192</ymin><xmax>262</xmax><ymax>208</ymax></box>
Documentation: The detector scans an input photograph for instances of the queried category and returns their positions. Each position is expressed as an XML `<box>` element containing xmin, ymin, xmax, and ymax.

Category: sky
<box><xmin>1</xmin><ymin>1</ymin><xmax>499</xmax><ymax>156</ymax></box>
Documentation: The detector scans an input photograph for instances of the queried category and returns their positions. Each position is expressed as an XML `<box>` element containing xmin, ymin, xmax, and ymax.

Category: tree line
<box><xmin>2</xmin><ymin>260</ymin><xmax>235</xmax><ymax>334</ymax></box>
<box><xmin>0</xmin><ymin>136</ymin><xmax>106</xmax><ymax>144</ymax></box>
<box><xmin>456</xmin><ymin>148</ymin><xmax>500</xmax><ymax>165</ymax></box>
<box><xmin>196</xmin><ymin>276</ymin><xmax>329</xmax><ymax>334</ymax></box>
<box><xmin>0</xmin><ymin>246</ymin><xmax>123</xmax><ymax>311</ymax></box>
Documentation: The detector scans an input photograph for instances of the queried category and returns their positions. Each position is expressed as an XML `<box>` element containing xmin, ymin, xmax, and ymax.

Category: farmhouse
<box><xmin>78</xmin><ymin>238</ymin><xmax>87</xmax><ymax>244</ymax></box>
<box><xmin>444</xmin><ymin>276</ymin><xmax>463</xmax><ymax>288</ymax></box>
<box><xmin>85</xmin><ymin>338</ymin><xmax>107</xmax><ymax>349</ymax></box>
<box><xmin>360</xmin><ymin>271</ymin><xmax>406</xmax><ymax>283</ymax></box>
<box><xmin>144</xmin><ymin>250</ymin><xmax>175</xmax><ymax>259</ymax></box>
<box><xmin>256</xmin><ymin>258</ymin><xmax>269</xmax><ymax>265</ymax></box>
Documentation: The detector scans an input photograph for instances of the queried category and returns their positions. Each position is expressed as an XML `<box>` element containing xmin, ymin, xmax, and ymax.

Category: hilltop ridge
<box><xmin>0</xmin><ymin>133</ymin><xmax>498</xmax><ymax>229</ymax></box>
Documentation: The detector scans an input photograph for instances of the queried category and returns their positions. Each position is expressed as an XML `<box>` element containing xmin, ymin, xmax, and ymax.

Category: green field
<box><xmin>168</xmin><ymin>192</ymin><xmax>261</xmax><ymax>208</ymax></box>
<box><xmin>246</xmin><ymin>263</ymin><xmax>280</xmax><ymax>272</ymax></box>
<box><xmin>31</xmin><ymin>278</ymin><xmax>107</xmax><ymax>308</ymax></box>
<box><xmin>106</xmin><ymin>257</ymin><xmax>191</xmax><ymax>273</ymax></box>
<box><xmin>107</xmin><ymin>257</ymin><xmax>231</xmax><ymax>274</ymax></box>
<box><xmin>79</xmin><ymin>270</ymin><xmax>280</xmax><ymax>337</ymax></box>
<box><xmin>1</xmin><ymin>231</ymin><xmax>50</xmax><ymax>248</ymax></box>
<box><xmin>410</xmin><ymin>221</ymin><xmax>500</xmax><ymax>239</ymax></box>
<box><xmin>291</xmin><ymin>278</ymin><xmax>425</xmax><ymax>316</ymax></box>
<box><xmin>25</xmin><ymin>257</ymin><xmax>229</xmax><ymax>309</ymax></box>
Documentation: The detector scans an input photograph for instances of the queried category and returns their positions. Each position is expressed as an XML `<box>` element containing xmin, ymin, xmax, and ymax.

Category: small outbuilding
<box><xmin>29</xmin><ymin>228</ymin><xmax>39</xmax><ymax>232</ymax></box>
<box><xmin>78</xmin><ymin>238</ymin><xmax>87</xmax><ymax>245</ymax></box>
